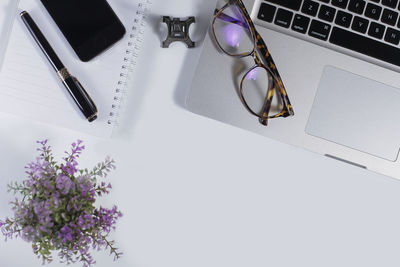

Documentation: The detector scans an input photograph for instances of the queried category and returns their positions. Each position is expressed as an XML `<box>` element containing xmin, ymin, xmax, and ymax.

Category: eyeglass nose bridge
<box><xmin>249</xmin><ymin>50</ymin><xmax>263</xmax><ymax>66</ymax></box>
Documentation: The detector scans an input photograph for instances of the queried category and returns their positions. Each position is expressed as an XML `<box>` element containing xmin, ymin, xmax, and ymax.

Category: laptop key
<box><xmin>385</xmin><ymin>27</ymin><xmax>400</xmax><ymax>44</ymax></box>
<box><xmin>263</xmin><ymin>0</ymin><xmax>303</xmax><ymax>11</ymax></box>
<box><xmin>381</xmin><ymin>8</ymin><xmax>398</xmax><ymax>26</ymax></box>
<box><xmin>365</xmin><ymin>3</ymin><xmax>382</xmax><ymax>20</ymax></box>
<box><xmin>309</xmin><ymin>19</ymin><xmax>331</xmax><ymax>40</ymax></box>
<box><xmin>319</xmin><ymin>5</ymin><xmax>336</xmax><ymax>22</ymax></box>
<box><xmin>382</xmin><ymin>0</ymin><xmax>398</xmax><ymax>8</ymax></box>
<box><xmin>332</xmin><ymin>0</ymin><xmax>349</xmax><ymax>8</ymax></box>
<box><xmin>302</xmin><ymin>0</ymin><xmax>320</xmax><ymax>16</ymax></box>
<box><xmin>330</xmin><ymin>26</ymin><xmax>400</xmax><ymax>67</ymax></box>
<box><xmin>352</xmin><ymin>16</ymin><xmax>369</xmax><ymax>33</ymax></box>
<box><xmin>368</xmin><ymin>22</ymin><xmax>386</xmax><ymax>39</ymax></box>
<box><xmin>335</xmin><ymin>10</ymin><xmax>353</xmax><ymax>27</ymax></box>
<box><xmin>348</xmin><ymin>0</ymin><xmax>366</xmax><ymax>14</ymax></box>
<box><xmin>258</xmin><ymin>3</ymin><xmax>277</xmax><ymax>23</ymax></box>
<box><xmin>274</xmin><ymin>8</ymin><xmax>293</xmax><ymax>28</ymax></box>
<box><xmin>292</xmin><ymin>14</ymin><xmax>311</xmax><ymax>33</ymax></box>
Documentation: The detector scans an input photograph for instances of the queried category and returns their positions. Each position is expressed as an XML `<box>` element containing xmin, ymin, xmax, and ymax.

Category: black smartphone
<box><xmin>40</xmin><ymin>0</ymin><xmax>126</xmax><ymax>62</ymax></box>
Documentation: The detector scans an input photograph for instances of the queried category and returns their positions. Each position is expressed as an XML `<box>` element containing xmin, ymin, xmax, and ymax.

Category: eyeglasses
<box><xmin>212</xmin><ymin>0</ymin><xmax>294</xmax><ymax>126</ymax></box>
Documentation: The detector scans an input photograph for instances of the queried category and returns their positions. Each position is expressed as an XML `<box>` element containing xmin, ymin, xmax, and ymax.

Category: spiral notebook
<box><xmin>0</xmin><ymin>0</ymin><xmax>151</xmax><ymax>137</ymax></box>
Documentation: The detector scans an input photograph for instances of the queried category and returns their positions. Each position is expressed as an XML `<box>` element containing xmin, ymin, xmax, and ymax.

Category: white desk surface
<box><xmin>1</xmin><ymin>0</ymin><xmax>400</xmax><ymax>266</ymax></box>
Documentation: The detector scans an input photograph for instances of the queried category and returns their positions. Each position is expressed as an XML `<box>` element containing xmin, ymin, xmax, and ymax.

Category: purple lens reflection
<box><xmin>223</xmin><ymin>24</ymin><xmax>243</xmax><ymax>47</ymax></box>
<box><xmin>246</xmin><ymin>68</ymin><xmax>260</xmax><ymax>81</ymax></box>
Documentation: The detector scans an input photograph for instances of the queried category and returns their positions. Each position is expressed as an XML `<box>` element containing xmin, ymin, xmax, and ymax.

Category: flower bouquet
<box><xmin>0</xmin><ymin>140</ymin><xmax>123</xmax><ymax>267</ymax></box>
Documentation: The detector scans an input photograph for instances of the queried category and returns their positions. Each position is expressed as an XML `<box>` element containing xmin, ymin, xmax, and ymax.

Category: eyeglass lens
<box><xmin>242</xmin><ymin>67</ymin><xmax>284</xmax><ymax>117</ymax></box>
<box><xmin>213</xmin><ymin>4</ymin><xmax>254</xmax><ymax>56</ymax></box>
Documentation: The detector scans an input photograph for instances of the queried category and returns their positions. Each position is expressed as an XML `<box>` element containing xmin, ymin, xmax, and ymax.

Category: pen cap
<box><xmin>62</xmin><ymin>76</ymin><xmax>98</xmax><ymax>122</ymax></box>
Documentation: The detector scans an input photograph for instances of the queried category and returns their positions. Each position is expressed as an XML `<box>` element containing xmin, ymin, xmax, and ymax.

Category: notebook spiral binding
<box><xmin>108</xmin><ymin>0</ymin><xmax>152</xmax><ymax>125</ymax></box>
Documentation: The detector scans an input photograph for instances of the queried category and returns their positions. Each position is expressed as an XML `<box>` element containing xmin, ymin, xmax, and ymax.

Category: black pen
<box><xmin>20</xmin><ymin>11</ymin><xmax>98</xmax><ymax>122</ymax></box>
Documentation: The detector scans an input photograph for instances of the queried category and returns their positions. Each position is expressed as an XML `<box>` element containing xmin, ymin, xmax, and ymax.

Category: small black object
<box><xmin>162</xmin><ymin>16</ymin><xmax>195</xmax><ymax>48</ymax></box>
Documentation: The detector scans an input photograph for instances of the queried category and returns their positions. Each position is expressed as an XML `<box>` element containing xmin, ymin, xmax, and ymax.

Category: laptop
<box><xmin>186</xmin><ymin>0</ymin><xmax>400</xmax><ymax>179</ymax></box>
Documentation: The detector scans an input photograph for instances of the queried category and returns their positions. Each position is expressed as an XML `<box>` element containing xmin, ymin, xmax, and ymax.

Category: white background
<box><xmin>1</xmin><ymin>0</ymin><xmax>400</xmax><ymax>266</ymax></box>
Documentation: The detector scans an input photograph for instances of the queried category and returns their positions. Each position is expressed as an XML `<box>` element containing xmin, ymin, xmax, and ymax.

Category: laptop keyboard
<box><xmin>256</xmin><ymin>0</ymin><xmax>400</xmax><ymax>67</ymax></box>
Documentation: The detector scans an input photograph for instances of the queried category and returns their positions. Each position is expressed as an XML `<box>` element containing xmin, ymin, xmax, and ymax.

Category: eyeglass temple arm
<box><xmin>214</xmin><ymin>10</ymin><xmax>248</xmax><ymax>28</ymax></box>
<box><xmin>252</xmin><ymin>30</ymin><xmax>294</xmax><ymax>115</ymax></box>
<box><xmin>258</xmin><ymin>82</ymin><xmax>276</xmax><ymax>126</ymax></box>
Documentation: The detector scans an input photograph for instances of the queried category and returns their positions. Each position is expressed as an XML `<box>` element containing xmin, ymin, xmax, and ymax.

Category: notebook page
<box><xmin>0</xmin><ymin>0</ymin><xmax>138</xmax><ymax>137</ymax></box>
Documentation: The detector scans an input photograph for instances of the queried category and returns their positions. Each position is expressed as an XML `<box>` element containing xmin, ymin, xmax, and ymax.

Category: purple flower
<box><xmin>58</xmin><ymin>225</ymin><xmax>74</xmax><ymax>242</ymax></box>
<box><xmin>56</xmin><ymin>174</ymin><xmax>73</xmax><ymax>195</ymax></box>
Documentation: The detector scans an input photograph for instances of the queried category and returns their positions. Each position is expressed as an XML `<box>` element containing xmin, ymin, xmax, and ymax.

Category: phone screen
<box><xmin>41</xmin><ymin>0</ymin><xmax>126</xmax><ymax>61</ymax></box>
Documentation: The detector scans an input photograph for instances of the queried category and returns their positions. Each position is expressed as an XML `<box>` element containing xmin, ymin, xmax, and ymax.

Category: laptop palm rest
<box><xmin>306</xmin><ymin>66</ymin><xmax>400</xmax><ymax>162</ymax></box>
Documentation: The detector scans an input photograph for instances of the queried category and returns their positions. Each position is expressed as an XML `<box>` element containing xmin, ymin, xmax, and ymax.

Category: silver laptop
<box><xmin>186</xmin><ymin>0</ymin><xmax>400</xmax><ymax>179</ymax></box>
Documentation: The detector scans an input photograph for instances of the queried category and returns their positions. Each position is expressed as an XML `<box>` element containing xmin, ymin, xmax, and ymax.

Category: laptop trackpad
<box><xmin>306</xmin><ymin>66</ymin><xmax>400</xmax><ymax>161</ymax></box>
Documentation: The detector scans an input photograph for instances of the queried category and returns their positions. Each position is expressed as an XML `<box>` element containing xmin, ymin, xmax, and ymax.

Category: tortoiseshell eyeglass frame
<box><xmin>212</xmin><ymin>0</ymin><xmax>294</xmax><ymax>126</ymax></box>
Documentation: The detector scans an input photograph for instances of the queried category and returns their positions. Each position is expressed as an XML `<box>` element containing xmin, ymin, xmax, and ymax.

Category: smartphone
<box><xmin>40</xmin><ymin>0</ymin><xmax>126</xmax><ymax>62</ymax></box>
